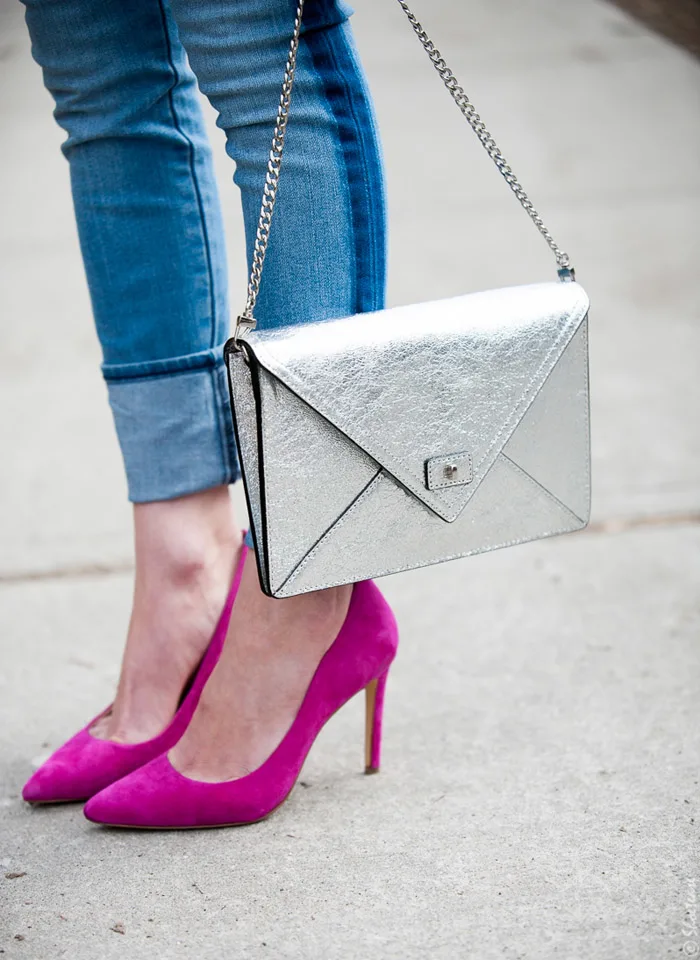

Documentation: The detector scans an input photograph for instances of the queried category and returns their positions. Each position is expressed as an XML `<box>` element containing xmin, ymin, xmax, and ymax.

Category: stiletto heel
<box><xmin>84</xmin><ymin>579</ymin><xmax>399</xmax><ymax>829</ymax></box>
<box><xmin>22</xmin><ymin>540</ymin><xmax>249</xmax><ymax>805</ymax></box>
<box><xmin>364</xmin><ymin>669</ymin><xmax>388</xmax><ymax>775</ymax></box>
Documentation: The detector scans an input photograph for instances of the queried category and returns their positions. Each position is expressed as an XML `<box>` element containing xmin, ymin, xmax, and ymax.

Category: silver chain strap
<box><xmin>234</xmin><ymin>0</ymin><xmax>574</xmax><ymax>342</ymax></box>
<box><xmin>235</xmin><ymin>0</ymin><xmax>306</xmax><ymax>341</ymax></box>
<box><xmin>394</xmin><ymin>0</ymin><xmax>574</xmax><ymax>276</ymax></box>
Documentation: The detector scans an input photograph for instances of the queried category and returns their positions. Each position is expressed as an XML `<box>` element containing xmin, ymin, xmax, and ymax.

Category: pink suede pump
<box><xmin>22</xmin><ymin>542</ymin><xmax>248</xmax><ymax>805</ymax></box>
<box><xmin>84</xmin><ymin>578</ymin><xmax>398</xmax><ymax>829</ymax></box>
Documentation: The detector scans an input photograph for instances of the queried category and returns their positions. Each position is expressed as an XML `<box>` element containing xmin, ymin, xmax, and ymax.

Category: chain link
<box><xmin>235</xmin><ymin>0</ymin><xmax>306</xmax><ymax>341</ymax></box>
<box><xmin>394</xmin><ymin>0</ymin><xmax>573</xmax><ymax>274</ymax></box>
<box><xmin>235</xmin><ymin>0</ymin><xmax>573</xmax><ymax>341</ymax></box>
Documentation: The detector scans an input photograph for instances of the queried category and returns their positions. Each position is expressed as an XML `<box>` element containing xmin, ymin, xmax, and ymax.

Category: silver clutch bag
<box><xmin>226</xmin><ymin>0</ymin><xmax>591</xmax><ymax>598</ymax></box>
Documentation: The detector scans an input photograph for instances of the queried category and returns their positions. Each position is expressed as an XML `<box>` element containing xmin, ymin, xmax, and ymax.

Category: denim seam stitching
<box><xmin>306</xmin><ymin>25</ymin><xmax>381</xmax><ymax>314</ymax></box>
<box><xmin>103</xmin><ymin>356</ymin><xmax>221</xmax><ymax>383</ymax></box>
<box><xmin>316</xmin><ymin>28</ymin><xmax>360</xmax><ymax>313</ymax></box>
<box><xmin>155</xmin><ymin>0</ymin><xmax>219</xmax><ymax>350</ymax></box>
<box><xmin>325</xmin><ymin>31</ymin><xmax>383</xmax><ymax>312</ymax></box>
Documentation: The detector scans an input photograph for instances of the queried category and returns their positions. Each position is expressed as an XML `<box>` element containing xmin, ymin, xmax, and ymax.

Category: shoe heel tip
<box><xmin>364</xmin><ymin>765</ymin><xmax>380</xmax><ymax>776</ymax></box>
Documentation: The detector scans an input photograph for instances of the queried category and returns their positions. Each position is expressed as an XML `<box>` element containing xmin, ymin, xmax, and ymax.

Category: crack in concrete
<box><xmin>0</xmin><ymin>560</ymin><xmax>134</xmax><ymax>586</ymax></box>
<box><xmin>1</xmin><ymin>511</ymin><xmax>698</xmax><ymax>586</ymax></box>
<box><xmin>584</xmin><ymin>511</ymin><xmax>700</xmax><ymax>534</ymax></box>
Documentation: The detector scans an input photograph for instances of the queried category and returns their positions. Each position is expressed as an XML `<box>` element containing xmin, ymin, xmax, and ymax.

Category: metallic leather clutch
<box><xmin>225</xmin><ymin>0</ymin><xmax>591</xmax><ymax>598</ymax></box>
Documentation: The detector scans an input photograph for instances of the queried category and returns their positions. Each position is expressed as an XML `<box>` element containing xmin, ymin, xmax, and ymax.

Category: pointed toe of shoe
<box><xmin>84</xmin><ymin>756</ymin><xmax>186</xmax><ymax>828</ymax></box>
<box><xmin>21</xmin><ymin>765</ymin><xmax>72</xmax><ymax>804</ymax></box>
<box><xmin>83</xmin><ymin>788</ymin><xmax>126</xmax><ymax>826</ymax></box>
<box><xmin>84</xmin><ymin>754</ymin><xmax>277</xmax><ymax>829</ymax></box>
<box><xmin>22</xmin><ymin>731</ymin><xmax>104</xmax><ymax>804</ymax></box>
<box><xmin>22</xmin><ymin>723</ymin><xmax>171</xmax><ymax>805</ymax></box>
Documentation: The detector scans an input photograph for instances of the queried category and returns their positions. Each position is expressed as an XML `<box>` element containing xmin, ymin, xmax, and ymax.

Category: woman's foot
<box><xmin>91</xmin><ymin>487</ymin><xmax>242</xmax><ymax>744</ymax></box>
<box><xmin>83</xmin><ymin>580</ymin><xmax>398</xmax><ymax>828</ymax></box>
<box><xmin>169</xmin><ymin>553</ymin><xmax>352</xmax><ymax>782</ymax></box>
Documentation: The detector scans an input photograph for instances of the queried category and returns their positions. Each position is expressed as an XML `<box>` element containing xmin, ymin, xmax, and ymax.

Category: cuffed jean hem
<box><xmin>104</xmin><ymin>348</ymin><xmax>239</xmax><ymax>503</ymax></box>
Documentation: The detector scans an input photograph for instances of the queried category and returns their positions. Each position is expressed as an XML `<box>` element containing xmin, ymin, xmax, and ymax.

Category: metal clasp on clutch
<box><xmin>425</xmin><ymin>452</ymin><xmax>474</xmax><ymax>490</ymax></box>
<box><xmin>232</xmin><ymin>313</ymin><xmax>257</xmax><ymax>351</ymax></box>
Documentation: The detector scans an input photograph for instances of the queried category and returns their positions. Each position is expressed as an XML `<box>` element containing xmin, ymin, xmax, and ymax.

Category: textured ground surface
<box><xmin>1</xmin><ymin>0</ymin><xmax>698</xmax><ymax>957</ymax></box>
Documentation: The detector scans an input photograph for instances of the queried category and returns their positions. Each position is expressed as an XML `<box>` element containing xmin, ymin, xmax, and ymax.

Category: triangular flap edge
<box><xmin>243</xmin><ymin>284</ymin><xmax>590</xmax><ymax>522</ymax></box>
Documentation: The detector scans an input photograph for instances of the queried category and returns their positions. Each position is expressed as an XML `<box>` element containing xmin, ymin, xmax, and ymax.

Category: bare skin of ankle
<box><xmin>92</xmin><ymin>487</ymin><xmax>242</xmax><ymax>744</ymax></box>
<box><xmin>91</xmin><ymin>484</ymin><xmax>352</xmax><ymax>779</ymax></box>
<box><xmin>169</xmin><ymin>554</ymin><xmax>352</xmax><ymax>782</ymax></box>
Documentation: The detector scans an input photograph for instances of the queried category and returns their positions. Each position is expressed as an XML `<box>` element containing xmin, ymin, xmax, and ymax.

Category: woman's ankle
<box><xmin>133</xmin><ymin>486</ymin><xmax>242</xmax><ymax>587</ymax></box>
<box><xmin>92</xmin><ymin>488</ymin><xmax>242</xmax><ymax>744</ymax></box>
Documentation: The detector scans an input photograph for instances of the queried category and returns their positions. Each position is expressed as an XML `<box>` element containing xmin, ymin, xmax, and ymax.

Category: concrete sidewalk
<box><xmin>1</xmin><ymin>1</ymin><xmax>698</xmax><ymax>957</ymax></box>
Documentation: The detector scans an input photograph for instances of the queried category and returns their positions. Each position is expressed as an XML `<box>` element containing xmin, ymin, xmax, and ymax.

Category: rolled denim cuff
<box><xmin>104</xmin><ymin>348</ymin><xmax>239</xmax><ymax>503</ymax></box>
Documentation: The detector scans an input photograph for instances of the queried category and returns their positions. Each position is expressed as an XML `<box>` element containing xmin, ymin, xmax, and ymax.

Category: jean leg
<box><xmin>22</xmin><ymin>0</ymin><xmax>237</xmax><ymax>502</ymax></box>
<box><xmin>167</xmin><ymin>0</ymin><xmax>387</xmax><ymax>329</ymax></box>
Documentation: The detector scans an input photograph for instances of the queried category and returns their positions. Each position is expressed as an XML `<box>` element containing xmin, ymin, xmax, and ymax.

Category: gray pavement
<box><xmin>0</xmin><ymin>0</ymin><xmax>698</xmax><ymax>957</ymax></box>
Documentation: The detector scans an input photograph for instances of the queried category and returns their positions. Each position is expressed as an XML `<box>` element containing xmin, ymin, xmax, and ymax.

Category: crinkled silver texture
<box><xmin>226</xmin><ymin>281</ymin><xmax>590</xmax><ymax>597</ymax></box>
<box><xmin>257</xmin><ymin>372</ymin><xmax>380</xmax><ymax>592</ymax></box>
<box><xmin>228</xmin><ymin>350</ymin><xmax>269</xmax><ymax>590</ymax></box>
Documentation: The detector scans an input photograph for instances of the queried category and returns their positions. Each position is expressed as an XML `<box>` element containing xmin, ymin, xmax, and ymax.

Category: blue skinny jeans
<box><xmin>22</xmin><ymin>0</ymin><xmax>386</xmax><ymax>502</ymax></box>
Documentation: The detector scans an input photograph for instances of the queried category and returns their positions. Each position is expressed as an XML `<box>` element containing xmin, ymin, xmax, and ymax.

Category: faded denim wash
<box><xmin>22</xmin><ymin>0</ymin><xmax>387</xmax><ymax>501</ymax></box>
